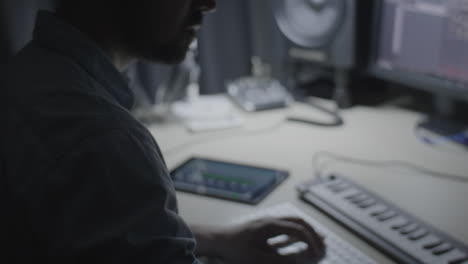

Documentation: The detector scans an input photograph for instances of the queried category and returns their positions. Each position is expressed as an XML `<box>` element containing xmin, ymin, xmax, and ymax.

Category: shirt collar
<box><xmin>33</xmin><ymin>11</ymin><xmax>134</xmax><ymax>110</ymax></box>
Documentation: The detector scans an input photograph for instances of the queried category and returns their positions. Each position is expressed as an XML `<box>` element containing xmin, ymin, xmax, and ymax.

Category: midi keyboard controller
<box><xmin>297</xmin><ymin>174</ymin><xmax>468</xmax><ymax>264</ymax></box>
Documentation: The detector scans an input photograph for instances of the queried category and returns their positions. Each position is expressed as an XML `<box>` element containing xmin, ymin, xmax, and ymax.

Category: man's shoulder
<box><xmin>4</xmin><ymin>42</ymin><xmax>148</xmax><ymax>163</ymax></box>
<box><xmin>6</xmin><ymin>42</ymin><xmax>90</xmax><ymax>99</ymax></box>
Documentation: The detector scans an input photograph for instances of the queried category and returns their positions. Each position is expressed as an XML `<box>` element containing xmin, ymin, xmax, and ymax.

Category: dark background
<box><xmin>0</xmin><ymin>0</ymin><xmax>288</xmax><ymax>103</ymax></box>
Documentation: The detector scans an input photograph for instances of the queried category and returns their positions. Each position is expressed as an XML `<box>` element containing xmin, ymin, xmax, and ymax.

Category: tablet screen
<box><xmin>170</xmin><ymin>158</ymin><xmax>289</xmax><ymax>204</ymax></box>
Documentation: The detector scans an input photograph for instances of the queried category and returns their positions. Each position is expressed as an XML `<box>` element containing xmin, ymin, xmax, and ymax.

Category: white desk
<box><xmin>146</xmin><ymin>99</ymin><xmax>468</xmax><ymax>264</ymax></box>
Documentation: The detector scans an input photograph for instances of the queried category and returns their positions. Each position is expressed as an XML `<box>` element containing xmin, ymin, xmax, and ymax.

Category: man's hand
<box><xmin>192</xmin><ymin>217</ymin><xmax>326</xmax><ymax>264</ymax></box>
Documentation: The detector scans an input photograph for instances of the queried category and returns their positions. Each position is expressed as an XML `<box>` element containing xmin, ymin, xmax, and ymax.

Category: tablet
<box><xmin>170</xmin><ymin>157</ymin><xmax>289</xmax><ymax>205</ymax></box>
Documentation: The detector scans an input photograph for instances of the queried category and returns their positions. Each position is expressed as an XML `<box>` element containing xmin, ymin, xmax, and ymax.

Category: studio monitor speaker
<box><xmin>273</xmin><ymin>0</ymin><xmax>361</xmax><ymax>68</ymax></box>
<box><xmin>272</xmin><ymin>0</ymin><xmax>372</xmax><ymax>107</ymax></box>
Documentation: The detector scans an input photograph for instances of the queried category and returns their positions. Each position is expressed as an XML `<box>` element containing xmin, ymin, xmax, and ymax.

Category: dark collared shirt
<box><xmin>1</xmin><ymin>11</ymin><xmax>198</xmax><ymax>263</ymax></box>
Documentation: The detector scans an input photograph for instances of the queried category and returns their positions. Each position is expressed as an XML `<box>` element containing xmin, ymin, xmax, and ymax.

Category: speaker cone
<box><xmin>273</xmin><ymin>0</ymin><xmax>347</xmax><ymax>48</ymax></box>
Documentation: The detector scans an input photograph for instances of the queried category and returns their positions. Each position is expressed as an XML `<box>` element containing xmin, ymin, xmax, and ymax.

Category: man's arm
<box><xmin>28</xmin><ymin>129</ymin><xmax>198</xmax><ymax>263</ymax></box>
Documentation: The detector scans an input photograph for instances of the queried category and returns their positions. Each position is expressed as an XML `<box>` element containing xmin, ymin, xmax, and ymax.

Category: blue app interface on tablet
<box><xmin>171</xmin><ymin>158</ymin><xmax>288</xmax><ymax>204</ymax></box>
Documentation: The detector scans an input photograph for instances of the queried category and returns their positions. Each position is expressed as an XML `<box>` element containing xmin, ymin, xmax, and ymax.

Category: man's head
<box><xmin>56</xmin><ymin>0</ymin><xmax>216</xmax><ymax>64</ymax></box>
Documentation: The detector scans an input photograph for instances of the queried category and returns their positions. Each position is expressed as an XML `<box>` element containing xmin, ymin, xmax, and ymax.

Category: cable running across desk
<box><xmin>312</xmin><ymin>151</ymin><xmax>468</xmax><ymax>184</ymax></box>
<box><xmin>162</xmin><ymin>119</ymin><xmax>286</xmax><ymax>156</ymax></box>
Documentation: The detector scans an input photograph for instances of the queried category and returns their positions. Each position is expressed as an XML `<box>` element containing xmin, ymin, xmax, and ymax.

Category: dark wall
<box><xmin>198</xmin><ymin>0</ymin><xmax>288</xmax><ymax>94</ymax></box>
<box><xmin>198</xmin><ymin>0</ymin><xmax>252</xmax><ymax>94</ymax></box>
<box><xmin>246</xmin><ymin>0</ymin><xmax>288</xmax><ymax>82</ymax></box>
<box><xmin>0</xmin><ymin>0</ymin><xmax>54</xmax><ymax>62</ymax></box>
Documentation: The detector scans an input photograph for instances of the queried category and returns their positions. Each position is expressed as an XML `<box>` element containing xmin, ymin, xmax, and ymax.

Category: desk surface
<box><xmin>145</xmin><ymin>99</ymin><xmax>468</xmax><ymax>264</ymax></box>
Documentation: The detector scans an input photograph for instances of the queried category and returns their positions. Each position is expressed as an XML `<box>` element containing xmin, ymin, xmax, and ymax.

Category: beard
<box><xmin>122</xmin><ymin>28</ymin><xmax>196</xmax><ymax>64</ymax></box>
<box><xmin>116</xmin><ymin>2</ymin><xmax>197</xmax><ymax>65</ymax></box>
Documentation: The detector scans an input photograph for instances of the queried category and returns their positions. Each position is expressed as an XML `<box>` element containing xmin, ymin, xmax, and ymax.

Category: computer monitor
<box><xmin>369</xmin><ymin>0</ymin><xmax>468</xmax><ymax>104</ymax></box>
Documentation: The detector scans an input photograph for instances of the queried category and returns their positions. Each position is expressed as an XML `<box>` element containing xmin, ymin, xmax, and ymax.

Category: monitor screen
<box><xmin>371</xmin><ymin>0</ymin><xmax>468</xmax><ymax>100</ymax></box>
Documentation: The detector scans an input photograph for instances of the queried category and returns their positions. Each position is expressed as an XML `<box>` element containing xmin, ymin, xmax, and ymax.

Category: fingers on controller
<box><xmin>265</xmin><ymin>218</ymin><xmax>326</xmax><ymax>260</ymax></box>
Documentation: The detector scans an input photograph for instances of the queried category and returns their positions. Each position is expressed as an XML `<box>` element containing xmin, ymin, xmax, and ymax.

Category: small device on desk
<box><xmin>297</xmin><ymin>174</ymin><xmax>468</xmax><ymax>264</ymax></box>
<box><xmin>170</xmin><ymin>157</ymin><xmax>288</xmax><ymax>205</ymax></box>
<box><xmin>416</xmin><ymin>118</ymin><xmax>468</xmax><ymax>150</ymax></box>
<box><xmin>227</xmin><ymin>56</ymin><xmax>294</xmax><ymax>112</ymax></box>
<box><xmin>227</xmin><ymin>77</ymin><xmax>293</xmax><ymax>112</ymax></box>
